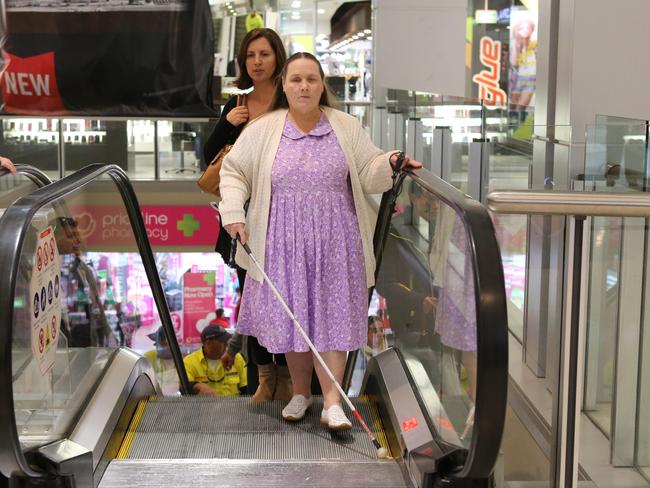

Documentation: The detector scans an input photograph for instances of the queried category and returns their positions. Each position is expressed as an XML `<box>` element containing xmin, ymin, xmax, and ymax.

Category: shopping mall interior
<box><xmin>0</xmin><ymin>0</ymin><xmax>649</xmax><ymax>487</ymax></box>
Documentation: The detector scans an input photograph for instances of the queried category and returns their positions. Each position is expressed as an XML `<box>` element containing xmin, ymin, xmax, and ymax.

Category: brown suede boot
<box><xmin>273</xmin><ymin>365</ymin><xmax>294</xmax><ymax>402</ymax></box>
<box><xmin>252</xmin><ymin>364</ymin><xmax>276</xmax><ymax>402</ymax></box>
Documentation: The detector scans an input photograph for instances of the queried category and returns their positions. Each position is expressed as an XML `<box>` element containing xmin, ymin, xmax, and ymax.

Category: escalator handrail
<box><xmin>0</xmin><ymin>164</ymin><xmax>52</xmax><ymax>188</ymax></box>
<box><xmin>387</xmin><ymin>168</ymin><xmax>508</xmax><ymax>481</ymax></box>
<box><xmin>0</xmin><ymin>163</ymin><xmax>191</xmax><ymax>480</ymax></box>
<box><xmin>14</xmin><ymin>165</ymin><xmax>53</xmax><ymax>187</ymax></box>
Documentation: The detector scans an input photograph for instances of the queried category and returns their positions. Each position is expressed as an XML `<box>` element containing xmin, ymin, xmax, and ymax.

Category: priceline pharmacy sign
<box><xmin>69</xmin><ymin>205</ymin><xmax>219</xmax><ymax>248</ymax></box>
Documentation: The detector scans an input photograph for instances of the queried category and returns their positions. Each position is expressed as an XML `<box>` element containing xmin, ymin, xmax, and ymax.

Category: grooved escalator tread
<box><xmin>122</xmin><ymin>396</ymin><xmax>390</xmax><ymax>461</ymax></box>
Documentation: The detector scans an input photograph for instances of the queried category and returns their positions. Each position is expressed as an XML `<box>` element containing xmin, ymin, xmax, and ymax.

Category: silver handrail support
<box><xmin>487</xmin><ymin>188</ymin><xmax>650</xmax><ymax>487</ymax></box>
<box><xmin>487</xmin><ymin>190</ymin><xmax>650</xmax><ymax>217</ymax></box>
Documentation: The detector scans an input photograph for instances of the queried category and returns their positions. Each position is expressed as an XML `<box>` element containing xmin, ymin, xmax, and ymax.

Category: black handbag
<box><xmin>214</xmin><ymin>200</ymin><xmax>248</xmax><ymax>268</ymax></box>
<box><xmin>215</xmin><ymin>230</ymin><xmax>236</xmax><ymax>267</ymax></box>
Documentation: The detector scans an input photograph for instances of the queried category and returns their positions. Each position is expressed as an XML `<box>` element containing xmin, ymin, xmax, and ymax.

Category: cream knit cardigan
<box><xmin>218</xmin><ymin>106</ymin><xmax>395</xmax><ymax>287</ymax></box>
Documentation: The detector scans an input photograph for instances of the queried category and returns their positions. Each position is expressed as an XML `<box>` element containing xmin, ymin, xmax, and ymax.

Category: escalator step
<box><xmin>120</xmin><ymin>396</ymin><xmax>390</xmax><ymax>461</ymax></box>
<box><xmin>100</xmin><ymin>459</ymin><xmax>408</xmax><ymax>488</ymax></box>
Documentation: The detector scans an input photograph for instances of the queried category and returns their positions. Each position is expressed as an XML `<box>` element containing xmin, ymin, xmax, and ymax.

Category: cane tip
<box><xmin>377</xmin><ymin>447</ymin><xmax>389</xmax><ymax>459</ymax></box>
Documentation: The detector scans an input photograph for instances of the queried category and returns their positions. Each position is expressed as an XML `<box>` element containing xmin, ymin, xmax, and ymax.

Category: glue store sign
<box><xmin>30</xmin><ymin>226</ymin><xmax>62</xmax><ymax>375</ymax></box>
<box><xmin>472</xmin><ymin>36</ymin><xmax>507</xmax><ymax>106</ymax></box>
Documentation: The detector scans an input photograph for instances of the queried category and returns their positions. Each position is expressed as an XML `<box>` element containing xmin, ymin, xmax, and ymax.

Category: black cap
<box><xmin>200</xmin><ymin>324</ymin><xmax>231</xmax><ymax>343</ymax></box>
<box><xmin>147</xmin><ymin>327</ymin><xmax>167</xmax><ymax>344</ymax></box>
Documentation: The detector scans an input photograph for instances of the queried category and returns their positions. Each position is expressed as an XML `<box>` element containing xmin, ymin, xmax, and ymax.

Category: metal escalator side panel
<box><xmin>362</xmin><ymin>348</ymin><xmax>448</xmax><ymax>487</ymax></box>
<box><xmin>69</xmin><ymin>349</ymin><xmax>158</xmax><ymax>471</ymax></box>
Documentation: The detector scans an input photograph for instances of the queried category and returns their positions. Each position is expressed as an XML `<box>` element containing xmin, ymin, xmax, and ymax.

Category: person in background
<box><xmin>55</xmin><ymin>216</ymin><xmax>115</xmax><ymax>348</ymax></box>
<box><xmin>245</xmin><ymin>10</ymin><xmax>264</xmax><ymax>32</ymax></box>
<box><xmin>144</xmin><ymin>327</ymin><xmax>180</xmax><ymax>396</ymax></box>
<box><xmin>364</xmin><ymin>315</ymin><xmax>387</xmax><ymax>361</ymax></box>
<box><xmin>1</xmin><ymin>156</ymin><xmax>17</xmax><ymax>174</ymax></box>
<box><xmin>209</xmin><ymin>308</ymin><xmax>230</xmax><ymax>328</ymax></box>
<box><xmin>203</xmin><ymin>28</ymin><xmax>286</xmax><ymax>171</ymax></box>
<box><xmin>219</xmin><ymin>52</ymin><xmax>421</xmax><ymax>430</ymax></box>
<box><xmin>204</xmin><ymin>27</ymin><xmax>292</xmax><ymax>403</ymax></box>
<box><xmin>184</xmin><ymin>324</ymin><xmax>247</xmax><ymax>397</ymax></box>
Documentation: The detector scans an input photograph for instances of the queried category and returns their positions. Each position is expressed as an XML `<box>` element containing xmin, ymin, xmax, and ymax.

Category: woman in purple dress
<box><xmin>219</xmin><ymin>52</ymin><xmax>421</xmax><ymax>430</ymax></box>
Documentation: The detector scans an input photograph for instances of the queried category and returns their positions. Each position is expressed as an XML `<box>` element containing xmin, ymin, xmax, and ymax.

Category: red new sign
<box><xmin>1</xmin><ymin>51</ymin><xmax>66</xmax><ymax>114</ymax></box>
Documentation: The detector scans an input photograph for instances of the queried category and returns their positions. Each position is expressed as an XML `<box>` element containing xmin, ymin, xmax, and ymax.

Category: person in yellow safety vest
<box><xmin>184</xmin><ymin>324</ymin><xmax>247</xmax><ymax>396</ymax></box>
<box><xmin>144</xmin><ymin>328</ymin><xmax>180</xmax><ymax>396</ymax></box>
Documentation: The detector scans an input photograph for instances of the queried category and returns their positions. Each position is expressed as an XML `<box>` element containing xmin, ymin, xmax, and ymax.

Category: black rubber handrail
<box><xmin>0</xmin><ymin>163</ymin><xmax>191</xmax><ymax>480</ymax></box>
<box><xmin>0</xmin><ymin>164</ymin><xmax>53</xmax><ymax>188</ymax></box>
<box><xmin>14</xmin><ymin>165</ymin><xmax>53</xmax><ymax>187</ymax></box>
<box><xmin>401</xmin><ymin>169</ymin><xmax>508</xmax><ymax>481</ymax></box>
<box><xmin>354</xmin><ymin>166</ymin><xmax>508</xmax><ymax>481</ymax></box>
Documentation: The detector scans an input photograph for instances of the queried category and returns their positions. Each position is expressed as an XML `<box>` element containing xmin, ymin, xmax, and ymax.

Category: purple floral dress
<box><xmin>236</xmin><ymin>113</ymin><xmax>367</xmax><ymax>353</ymax></box>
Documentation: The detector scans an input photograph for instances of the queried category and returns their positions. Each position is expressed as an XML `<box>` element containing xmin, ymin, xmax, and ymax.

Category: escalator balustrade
<box><xmin>0</xmin><ymin>164</ymin><xmax>507</xmax><ymax>488</ymax></box>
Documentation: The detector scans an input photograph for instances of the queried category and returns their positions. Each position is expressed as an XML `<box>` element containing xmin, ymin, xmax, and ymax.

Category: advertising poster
<box><xmin>182</xmin><ymin>270</ymin><xmax>215</xmax><ymax>344</ymax></box>
<box><xmin>1</xmin><ymin>0</ymin><xmax>215</xmax><ymax>116</ymax></box>
<box><xmin>29</xmin><ymin>226</ymin><xmax>62</xmax><ymax>375</ymax></box>
<box><xmin>67</xmin><ymin>205</ymin><xmax>220</xmax><ymax>249</ymax></box>
<box><xmin>508</xmin><ymin>8</ymin><xmax>537</xmax><ymax>110</ymax></box>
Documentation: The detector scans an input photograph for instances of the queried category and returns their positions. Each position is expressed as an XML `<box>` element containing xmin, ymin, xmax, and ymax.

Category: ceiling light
<box><xmin>291</xmin><ymin>1</ymin><xmax>301</xmax><ymax>8</ymax></box>
<box><xmin>352</xmin><ymin>35</ymin><xmax>359</xmax><ymax>40</ymax></box>
<box><xmin>291</xmin><ymin>12</ymin><xmax>300</xmax><ymax>19</ymax></box>
<box><xmin>367</xmin><ymin>36</ymin><xmax>372</xmax><ymax>40</ymax></box>
<box><xmin>357</xmin><ymin>32</ymin><xmax>365</xmax><ymax>37</ymax></box>
<box><xmin>363</xmin><ymin>29</ymin><xmax>371</xmax><ymax>34</ymax></box>
<box><xmin>317</xmin><ymin>8</ymin><xmax>325</xmax><ymax>14</ymax></box>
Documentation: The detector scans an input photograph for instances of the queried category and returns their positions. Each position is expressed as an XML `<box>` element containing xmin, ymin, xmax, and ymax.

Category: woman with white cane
<box><xmin>219</xmin><ymin>52</ymin><xmax>421</xmax><ymax>432</ymax></box>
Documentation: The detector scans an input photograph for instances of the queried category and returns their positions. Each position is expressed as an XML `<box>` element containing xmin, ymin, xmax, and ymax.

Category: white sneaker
<box><xmin>320</xmin><ymin>404</ymin><xmax>352</xmax><ymax>431</ymax></box>
<box><xmin>282</xmin><ymin>394</ymin><xmax>312</xmax><ymax>421</ymax></box>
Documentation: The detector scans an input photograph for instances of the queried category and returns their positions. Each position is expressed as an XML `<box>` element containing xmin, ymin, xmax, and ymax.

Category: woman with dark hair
<box><xmin>203</xmin><ymin>28</ymin><xmax>286</xmax><ymax>163</ymax></box>
<box><xmin>203</xmin><ymin>28</ymin><xmax>292</xmax><ymax>404</ymax></box>
<box><xmin>219</xmin><ymin>52</ymin><xmax>422</xmax><ymax>430</ymax></box>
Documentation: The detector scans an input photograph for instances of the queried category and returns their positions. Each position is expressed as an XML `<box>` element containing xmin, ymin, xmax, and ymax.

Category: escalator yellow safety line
<box><xmin>116</xmin><ymin>398</ymin><xmax>149</xmax><ymax>459</ymax></box>
<box><xmin>361</xmin><ymin>395</ymin><xmax>392</xmax><ymax>459</ymax></box>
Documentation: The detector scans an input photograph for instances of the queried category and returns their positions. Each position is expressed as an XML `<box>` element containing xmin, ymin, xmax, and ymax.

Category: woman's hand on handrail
<box><xmin>0</xmin><ymin>156</ymin><xmax>17</xmax><ymax>175</ymax></box>
<box><xmin>389</xmin><ymin>152</ymin><xmax>422</xmax><ymax>171</ymax></box>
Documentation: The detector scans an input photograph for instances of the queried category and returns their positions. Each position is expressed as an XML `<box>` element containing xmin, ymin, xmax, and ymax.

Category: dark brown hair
<box><xmin>271</xmin><ymin>52</ymin><xmax>335</xmax><ymax>110</ymax></box>
<box><xmin>235</xmin><ymin>28</ymin><xmax>287</xmax><ymax>89</ymax></box>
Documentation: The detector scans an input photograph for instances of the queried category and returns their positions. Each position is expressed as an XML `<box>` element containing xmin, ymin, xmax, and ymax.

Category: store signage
<box><xmin>68</xmin><ymin>205</ymin><xmax>220</xmax><ymax>248</ymax></box>
<box><xmin>1</xmin><ymin>0</ymin><xmax>215</xmax><ymax>116</ymax></box>
<box><xmin>1</xmin><ymin>52</ymin><xmax>66</xmax><ymax>114</ymax></box>
<box><xmin>471</xmin><ymin>36</ymin><xmax>507</xmax><ymax>106</ymax></box>
<box><xmin>474</xmin><ymin>9</ymin><xmax>498</xmax><ymax>24</ymax></box>
<box><xmin>183</xmin><ymin>271</ymin><xmax>215</xmax><ymax>344</ymax></box>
